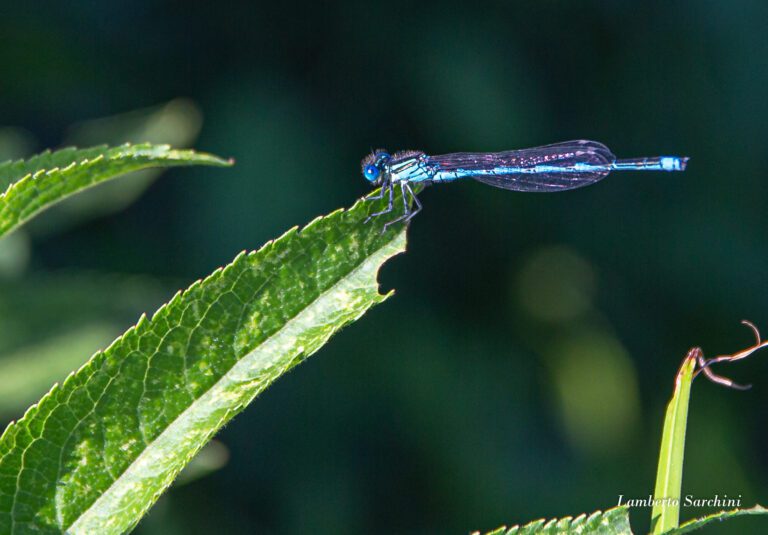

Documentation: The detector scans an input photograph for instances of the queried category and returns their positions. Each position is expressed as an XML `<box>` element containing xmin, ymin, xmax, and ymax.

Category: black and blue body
<box><xmin>361</xmin><ymin>140</ymin><xmax>688</xmax><ymax>230</ymax></box>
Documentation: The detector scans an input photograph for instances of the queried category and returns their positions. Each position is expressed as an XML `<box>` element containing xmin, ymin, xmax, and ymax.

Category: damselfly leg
<box><xmin>382</xmin><ymin>183</ymin><xmax>413</xmax><ymax>233</ymax></box>
<box><xmin>363</xmin><ymin>184</ymin><xmax>388</xmax><ymax>201</ymax></box>
<box><xmin>365</xmin><ymin>183</ymin><xmax>394</xmax><ymax>223</ymax></box>
<box><xmin>404</xmin><ymin>183</ymin><xmax>421</xmax><ymax>222</ymax></box>
<box><xmin>366</xmin><ymin>182</ymin><xmax>423</xmax><ymax>232</ymax></box>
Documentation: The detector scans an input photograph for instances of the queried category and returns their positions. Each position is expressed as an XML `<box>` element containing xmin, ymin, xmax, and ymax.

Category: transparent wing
<box><xmin>428</xmin><ymin>140</ymin><xmax>617</xmax><ymax>192</ymax></box>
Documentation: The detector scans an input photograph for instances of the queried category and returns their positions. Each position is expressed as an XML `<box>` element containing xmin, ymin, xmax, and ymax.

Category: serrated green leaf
<box><xmin>0</xmin><ymin>323</ymin><xmax>118</xmax><ymax>416</ymax></box>
<box><xmin>0</xmin><ymin>143</ymin><xmax>231</xmax><ymax>238</ymax></box>
<box><xmin>651</xmin><ymin>353</ymin><xmax>697</xmax><ymax>533</ymax></box>
<box><xmin>473</xmin><ymin>506</ymin><xmax>632</xmax><ymax>535</ymax></box>
<box><xmin>664</xmin><ymin>505</ymin><xmax>768</xmax><ymax>534</ymax></box>
<box><xmin>0</xmin><ymin>273</ymin><xmax>167</xmax><ymax>417</ymax></box>
<box><xmin>0</xmin><ymin>191</ymin><xmax>407</xmax><ymax>534</ymax></box>
<box><xmin>27</xmin><ymin>99</ymin><xmax>205</xmax><ymax>235</ymax></box>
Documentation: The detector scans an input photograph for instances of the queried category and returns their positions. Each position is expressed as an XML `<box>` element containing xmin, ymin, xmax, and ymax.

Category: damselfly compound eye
<box><xmin>363</xmin><ymin>164</ymin><xmax>380</xmax><ymax>182</ymax></box>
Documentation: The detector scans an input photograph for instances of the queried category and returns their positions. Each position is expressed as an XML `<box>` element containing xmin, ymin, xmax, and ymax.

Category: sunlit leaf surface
<box><xmin>665</xmin><ymin>505</ymin><xmax>768</xmax><ymax>534</ymax></box>
<box><xmin>651</xmin><ymin>354</ymin><xmax>696</xmax><ymax>533</ymax></box>
<box><xmin>0</xmin><ymin>191</ymin><xmax>407</xmax><ymax>534</ymax></box>
<box><xmin>0</xmin><ymin>143</ymin><xmax>230</xmax><ymax>238</ymax></box>
<box><xmin>475</xmin><ymin>506</ymin><xmax>632</xmax><ymax>535</ymax></box>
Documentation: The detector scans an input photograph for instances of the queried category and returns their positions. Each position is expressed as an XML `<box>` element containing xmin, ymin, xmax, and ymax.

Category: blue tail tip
<box><xmin>661</xmin><ymin>156</ymin><xmax>689</xmax><ymax>171</ymax></box>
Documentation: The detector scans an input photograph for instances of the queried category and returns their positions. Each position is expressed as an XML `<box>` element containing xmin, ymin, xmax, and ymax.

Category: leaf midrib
<box><xmin>61</xmin><ymin>226</ymin><xmax>404</xmax><ymax>533</ymax></box>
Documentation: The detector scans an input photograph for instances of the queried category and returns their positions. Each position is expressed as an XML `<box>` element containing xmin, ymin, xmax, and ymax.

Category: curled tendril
<box><xmin>693</xmin><ymin>320</ymin><xmax>768</xmax><ymax>390</ymax></box>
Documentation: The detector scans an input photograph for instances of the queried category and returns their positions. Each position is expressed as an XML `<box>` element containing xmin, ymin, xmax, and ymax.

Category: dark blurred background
<box><xmin>1</xmin><ymin>1</ymin><xmax>767</xmax><ymax>533</ymax></box>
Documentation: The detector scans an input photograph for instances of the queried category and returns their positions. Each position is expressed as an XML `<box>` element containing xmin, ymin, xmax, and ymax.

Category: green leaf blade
<box><xmin>664</xmin><ymin>505</ymin><xmax>768</xmax><ymax>534</ymax></box>
<box><xmin>0</xmin><ymin>143</ymin><xmax>231</xmax><ymax>238</ymax></box>
<box><xmin>651</xmin><ymin>353</ymin><xmax>697</xmax><ymax>534</ymax></box>
<box><xmin>473</xmin><ymin>506</ymin><xmax>633</xmax><ymax>535</ymax></box>
<box><xmin>0</xmin><ymin>194</ymin><xmax>407</xmax><ymax>534</ymax></box>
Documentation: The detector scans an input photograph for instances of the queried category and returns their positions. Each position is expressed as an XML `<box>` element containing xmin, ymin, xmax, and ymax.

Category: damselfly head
<box><xmin>361</xmin><ymin>149</ymin><xmax>391</xmax><ymax>186</ymax></box>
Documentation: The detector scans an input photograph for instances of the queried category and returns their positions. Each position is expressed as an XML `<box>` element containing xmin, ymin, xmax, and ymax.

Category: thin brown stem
<box><xmin>693</xmin><ymin>320</ymin><xmax>768</xmax><ymax>390</ymax></box>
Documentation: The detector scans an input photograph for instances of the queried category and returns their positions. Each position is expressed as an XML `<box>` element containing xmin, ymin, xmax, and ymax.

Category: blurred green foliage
<box><xmin>1</xmin><ymin>1</ymin><xmax>767</xmax><ymax>533</ymax></box>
